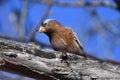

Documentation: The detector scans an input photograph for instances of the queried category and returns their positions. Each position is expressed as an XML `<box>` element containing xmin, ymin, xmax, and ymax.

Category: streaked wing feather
<box><xmin>73</xmin><ymin>32</ymin><xmax>83</xmax><ymax>49</ymax></box>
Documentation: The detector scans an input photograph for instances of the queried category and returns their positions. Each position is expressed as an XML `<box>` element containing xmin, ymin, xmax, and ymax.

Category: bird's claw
<box><xmin>60</xmin><ymin>53</ymin><xmax>68</xmax><ymax>62</ymax></box>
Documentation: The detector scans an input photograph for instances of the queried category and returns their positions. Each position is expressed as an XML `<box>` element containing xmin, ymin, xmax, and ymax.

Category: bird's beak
<box><xmin>39</xmin><ymin>26</ymin><xmax>46</xmax><ymax>32</ymax></box>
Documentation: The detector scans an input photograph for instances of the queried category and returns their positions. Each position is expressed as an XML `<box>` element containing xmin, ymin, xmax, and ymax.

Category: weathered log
<box><xmin>0</xmin><ymin>39</ymin><xmax>120</xmax><ymax>80</ymax></box>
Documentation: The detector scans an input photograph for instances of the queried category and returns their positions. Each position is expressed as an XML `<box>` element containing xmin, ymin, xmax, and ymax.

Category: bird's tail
<box><xmin>78</xmin><ymin>48</ymin><xmax>87</xmax><ymax>58</ymax></box>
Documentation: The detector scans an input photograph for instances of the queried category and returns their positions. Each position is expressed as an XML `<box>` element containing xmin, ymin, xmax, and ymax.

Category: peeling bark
<box><xmin>0</xmin><ymin>39</ymin><xmax>120</xmax><ymax>80</ymax></box>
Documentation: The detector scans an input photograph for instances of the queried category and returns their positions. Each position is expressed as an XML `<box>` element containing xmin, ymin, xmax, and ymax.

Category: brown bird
<box><xmin>38</xmin><ymin>19</ymin><xmax>86</xmax><ymax>59</ymax></box>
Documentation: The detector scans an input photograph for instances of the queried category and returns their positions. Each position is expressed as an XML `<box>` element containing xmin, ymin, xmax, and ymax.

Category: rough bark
<box><xmin>0</xmin><ymin>39</ymin><xmax>120</xmax><ymax>80</ymax></box>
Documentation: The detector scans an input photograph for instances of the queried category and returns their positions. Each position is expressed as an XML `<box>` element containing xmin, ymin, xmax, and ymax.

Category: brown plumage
<box><xmin>38</xmin><ymin>19</ymin><xmax>86</xmax><ymax>59</ymax></box>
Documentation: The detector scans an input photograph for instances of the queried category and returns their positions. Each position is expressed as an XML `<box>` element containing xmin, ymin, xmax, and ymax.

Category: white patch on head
<box><xmin>44</xmin><ymin>19</ymin><xmax>55</xmax><ymax>24</ymax></box>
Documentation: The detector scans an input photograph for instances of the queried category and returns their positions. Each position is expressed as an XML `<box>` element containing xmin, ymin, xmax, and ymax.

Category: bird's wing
<box><xmin>73</xmin><ymin>31</ymin><xmax>83</xmax><ymax>49</ymax></box>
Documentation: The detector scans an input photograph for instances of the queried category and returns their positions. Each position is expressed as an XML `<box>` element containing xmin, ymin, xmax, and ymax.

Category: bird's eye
<box><xmin>50</xmin><ymin>22</ymin><xmax>54</xmax><ymax>26</ymax></box>
<box><xmin>44</xmin><ymin>23</ymin><xmax>47</xmax><ymax>26</ymax></box>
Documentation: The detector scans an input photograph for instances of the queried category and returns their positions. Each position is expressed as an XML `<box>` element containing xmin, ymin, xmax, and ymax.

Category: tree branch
<box><xmin>29</xmin><ymin>0</ymin><xmax>53</xmax><ymax>41</ymax></box>
<box><xmin>0</xmin><ymin>39</ymin><xmax>120</xmax><ymax>80</ymax></box>
<box><xmin>32</xmin><ymin>0</ymin><xmax>117</xmax><ymax>8</ymax></box>
<box><xmin>0</xmin><ymin>34</ymin><xmax>51</xmax><ymax>48</ymax></box>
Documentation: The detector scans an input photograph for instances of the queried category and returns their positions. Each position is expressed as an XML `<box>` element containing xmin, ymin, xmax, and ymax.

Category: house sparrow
<box><xmin>38</xmin><ymin>19</ymin><xmax>86</xmax><ymax>59</ymax></box>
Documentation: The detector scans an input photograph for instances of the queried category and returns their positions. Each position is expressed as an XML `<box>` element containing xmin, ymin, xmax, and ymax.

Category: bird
<box><xmin>38</xmin><ymin>19</ymin><xmax>86</xmax><ymax>60</ymax></box>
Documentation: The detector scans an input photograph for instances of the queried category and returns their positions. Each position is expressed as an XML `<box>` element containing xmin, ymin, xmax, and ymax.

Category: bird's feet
<box><xmin>60</xmin><ymin>53</ymin><xmax>68</xmax><ymax>62</ymax></box>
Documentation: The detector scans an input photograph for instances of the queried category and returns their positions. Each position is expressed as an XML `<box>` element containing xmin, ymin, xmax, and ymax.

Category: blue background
<box><xmin>0</xmin><ymin>0</ymin><xmax>120</xmax><ymax>79</ymax></box>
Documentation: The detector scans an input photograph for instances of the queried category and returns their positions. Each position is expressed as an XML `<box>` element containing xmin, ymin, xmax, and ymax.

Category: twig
<box><xmin>54</xmin><ymin>1</ymin><xmax>116</xmax><ymax>8</ymax></box>
<box><xmin>0</xmin><ymin>34</ymin><xmax>51</xmax><ymax>48</ymax></box>
<box><xmin>19</xmin><ymin>0</ymin><xmax>28</xmax><ymax>36</ymax></box>
<box><xmin>32</xmin><ymin>0</ymin><xmax>117</xmax><ymax>8</ymax></box>
<box><xmin>29</xmin><ymin>0</ymin><xmax>53</xmax><ymax>41</ymax></box>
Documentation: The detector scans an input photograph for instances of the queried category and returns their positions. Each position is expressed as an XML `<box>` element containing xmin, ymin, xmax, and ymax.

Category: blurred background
<box><xmin>0</xmin><ymin>0</ymin><xmax>120</xmax><ymax>80</ymax></box>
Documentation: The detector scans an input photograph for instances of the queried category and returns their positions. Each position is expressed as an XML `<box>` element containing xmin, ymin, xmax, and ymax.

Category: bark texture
<box><xmin>0</xmin><ymin>39</ymin><xmax>120</xmax><ymax>80</ymax></box>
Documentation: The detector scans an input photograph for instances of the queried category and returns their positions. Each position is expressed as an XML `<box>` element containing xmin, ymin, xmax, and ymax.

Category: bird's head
<box><xmin>39</xmin><ymin>19</ymin><xmax>62</xmax><ymax>33</ymax></box>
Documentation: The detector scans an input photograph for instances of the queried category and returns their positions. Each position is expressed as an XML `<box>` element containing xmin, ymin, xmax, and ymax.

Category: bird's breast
<box><xmin>50</xmin><ymin>35</ymin><xmax>67</xmax><ymax>51</ymax></box>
